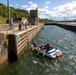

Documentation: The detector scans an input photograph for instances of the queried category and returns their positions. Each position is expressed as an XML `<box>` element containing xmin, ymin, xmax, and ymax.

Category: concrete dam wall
<box><xmin>44</xmin><ymin>22</ymin><xmax>76</xmax><ymax>32</ymax></box>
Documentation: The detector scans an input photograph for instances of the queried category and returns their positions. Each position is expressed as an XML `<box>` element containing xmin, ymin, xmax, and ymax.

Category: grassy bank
<box><xmin>0</xmin><ymin>16</ymin><xmax>6</xmax><ymax>24</ymax></box>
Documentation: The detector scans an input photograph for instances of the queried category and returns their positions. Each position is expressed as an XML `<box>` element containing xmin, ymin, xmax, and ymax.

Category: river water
<box><xmin>0</xmin><ymin>25</ymin><xmax>76</xmax><ymax>75</ymax></box>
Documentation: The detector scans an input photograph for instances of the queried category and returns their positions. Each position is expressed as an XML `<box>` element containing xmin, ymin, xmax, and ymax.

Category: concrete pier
<box><xmin>56</xmin><ymin>24</ymin><xmax>76</xmax><ymax>32</ymax></box>
<box><xmin>44</xmin><ymin>22</ymin><xmax>76</xmax><ymax>32</ymax></box>
<box><xmin>0</xmin><ymin>23</ymin><xmax>43</xmax><ymax>66</ymax></box>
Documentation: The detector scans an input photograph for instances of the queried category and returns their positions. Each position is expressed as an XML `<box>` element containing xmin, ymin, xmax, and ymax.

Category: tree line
<box><xmin>0</xmin><ymin>3</ymin><xmax>54</xmax><ymax>24</ymax></box>
<box><xmin>39</xmin><ymin>18</ymin><xmax>54</xmax><ymax>22</ymax></box>
<box><xmin>0</xmin><ymin>3</ymin><xmax>29</xmax><ymax>19</ymax></box>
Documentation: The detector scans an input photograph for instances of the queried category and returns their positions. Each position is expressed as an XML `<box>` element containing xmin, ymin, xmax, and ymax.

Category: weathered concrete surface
<box><xmin>0</xmin><ymin>50</ymin><xmax>8</xmax><ymax>70</ymax></box>
<box><xmin>44</xmin><ymin>22</ymin><xmax>76</xmax><ymax>32</ymax></box>
<box><xmin>0</xmin><ymin>23</ymin><xmax>34</xmax><ymax>35</ymax></box>
<box><xmin>0</xmin><ymin>23</ymin><xmax>43</xmax><ymax>69</ymax></box>
<box><xmin>56</xmin><ymin>24</ymin><xmax>76</xmax><ymax>32</ymax></box>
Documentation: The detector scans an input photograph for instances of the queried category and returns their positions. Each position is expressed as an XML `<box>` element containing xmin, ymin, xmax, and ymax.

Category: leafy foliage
<box><xmin>0</xmin><ymin>16</ymin><xmax>6</xmax><ymax>24</ymax></box>
<box><xmin>0</xmin><ymin>3</ymin><xmax>29</xmax><ymax>23</ymax></box>
<box><xmin>39</xmin><ymin>18</ymin><xmax>54</xmax><ymax>22</ymax></box>
<box><xmin>0</xmin><ymin>3</ymin><xmax>54</xmax><ymax>24</ymax></box>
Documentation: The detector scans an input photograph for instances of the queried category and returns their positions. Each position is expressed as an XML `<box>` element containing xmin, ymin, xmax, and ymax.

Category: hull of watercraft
<box><xmin>31</xmin><ymin>45</ymin><xmax>62</xmax><ymax>59</ymax></box>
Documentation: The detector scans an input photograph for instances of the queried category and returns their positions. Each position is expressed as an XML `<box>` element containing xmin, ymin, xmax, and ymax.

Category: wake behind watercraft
<box><xmin>31</xmin><ymin>44</ymin><xmax>62</xmax><ymax>59</ymax></box>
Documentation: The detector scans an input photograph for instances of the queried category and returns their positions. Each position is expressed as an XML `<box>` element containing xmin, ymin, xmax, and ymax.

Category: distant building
<box><xmin>29</xmin><ymin>9</ymin><xmax>39</xmax><ymax>25</ymax></box>
<box><xmin>30</xmin><ymin>9</ymin><xmax>38</xmax><ymax>18</ymax></box>
<box><xmin>21</xmin><ymin>17</ymin><xmax>27</xmax><ymax>24</ymax></box>
<box><xmin>13</xmin><ymin>18</ymin><xmax>22</xmax><ymax>23</ymax></box>
<box><xmin>13</xmin><ymin>17</ymin><xmax>27</xmax><ymax>23</ymax></box>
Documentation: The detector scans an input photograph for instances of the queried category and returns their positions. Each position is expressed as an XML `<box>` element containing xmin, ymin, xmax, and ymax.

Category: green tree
<box><xmin>0</xmin><ymin>3</ymin><xmax>30</xmax><ymax>23</ymax></box>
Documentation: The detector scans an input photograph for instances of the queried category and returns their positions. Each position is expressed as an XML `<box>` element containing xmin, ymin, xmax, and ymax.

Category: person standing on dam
<box><xmin>19</xmin><ymin>21</ymin><xmax>23</xmax><ymax>31</ymax></box>
<box><xmin>25</xmin><ymin>21</ymin><xmax>28</xmax><ymax>29</ymax></box>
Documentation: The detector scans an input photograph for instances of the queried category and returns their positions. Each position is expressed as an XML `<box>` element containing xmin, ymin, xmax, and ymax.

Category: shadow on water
<box><xmin>0</xmin><ymin>25</ymin><xmax>76</xmax><ymax>75</ymax></box>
